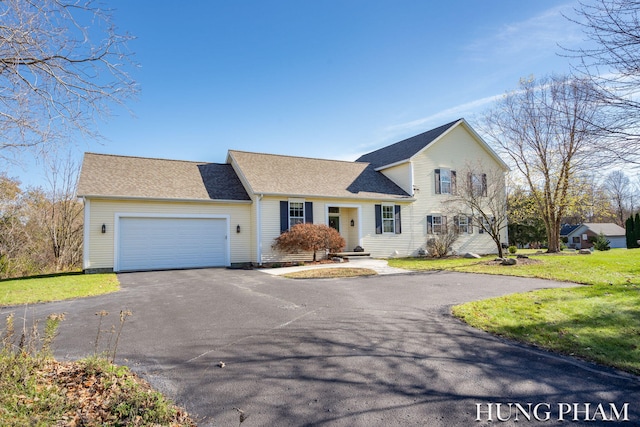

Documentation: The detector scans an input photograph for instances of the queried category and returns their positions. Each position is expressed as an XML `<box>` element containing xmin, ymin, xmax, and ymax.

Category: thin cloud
<box><xmin>385</xmin><ymin>94</ymin><xmax>503</xmax><ymax>134</ymax></box>
<box><xmin>343</xmin><ymin>93</ymin><xmax>503</xmax><ymax>161</ymax></box>
<box><xmin>465</xmin><ymin>2</ymin><xmax>583</xmax><ymax>62</ymax></box>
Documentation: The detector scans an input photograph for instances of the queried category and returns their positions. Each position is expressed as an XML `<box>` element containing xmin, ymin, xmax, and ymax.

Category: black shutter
<box><xmin>434</xmin><ymin>169</ymin><xmax>441</xmax><ymax>194</ymax></box>
<box><xmin>305</xmin><ymin>202</ymin><xmax>313</xmax><ymax>224</ymax></box>
<box><xmin>427</xmin><ymin>215</ymin><xmax>433</xmax><ymax>234</ymax></box>
<box><xmin>482</xmin><ymin>173</ymin><xmax>487</xmax><ymax>197</ymax></box>
<box><xmin>375</xmin><ymin>204</ymin><xmax>382</xmax><ymax>234</ymax></box>
<box><xmin>451</xmin><ymin>170</ymin><xmax>457</xmax><ymax>195</ymax></box>
<box><xmin>468</xmin><ymin>216</ymin><xmax>474</xmax><ymax>234</ymax></box>
<box><xmin>394</xmin><ymin>205</ymin><xmax>401</xmax><ymax>234</ymax></box>
<box><xmin>280</xmin><ymin>201</ymin><xmax>288</xmax><ymax>233</ymax></box>
<box><xmin>454</xmin><ymin>216</ymin><xmax>459</xmax><ymax>233</ymax></box>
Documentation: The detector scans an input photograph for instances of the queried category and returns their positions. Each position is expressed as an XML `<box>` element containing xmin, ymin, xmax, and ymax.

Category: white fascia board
<box><xmin>79</xmin><ymin>195</ymin><xmax>252</xmax><ymax>204</ymax></box>
<box><xmin>373</xmin><ymin>159</ymin><xmax>410</xmax><ymax>171</ymax></box>
<box><xmin>257</xmin><ymin>192</ymin><xmax>415</xmax><ymax>203</ymax></box>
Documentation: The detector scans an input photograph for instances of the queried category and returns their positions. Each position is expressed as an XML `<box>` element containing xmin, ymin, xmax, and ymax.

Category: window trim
<box><xmin>454</xmin><ymin>215</ymin><xmax>474</xmax><ymax>234</ymax></box>
<box><xmin>468</xmin><ymin>172</ymin><xmax>488</xmax><ymax>197</ymax></box>
<box><xmin>427</xmin><ymin>214</ymin><xmax>447</xmax><ymax>235</ymax></box>
<box><xmin>435</xmin><ymin>168</ymin><xmax>456</xmax><ymax>195</ymax></box>
<box><xmin>375</xmin><ymin>204</ymin><xmax>402</xmax><ymax>234</ymax></box>
<box><xmin>382</xmin><ymin>204</ymin><xmax>395</xmax><ymax>234</ymax></box>
<box><xmin>288</xmin><ymin>201</ymin><xmax>305</xmax><ymax>229</ymax></box>
<box><xmin>280</xmin><ymin>200</ymin><xmax>313</xmax><ymax>233</ymax></box>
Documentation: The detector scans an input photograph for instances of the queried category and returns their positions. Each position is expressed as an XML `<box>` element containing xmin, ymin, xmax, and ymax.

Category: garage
<box><xmin>116</xmin><ymin>216</ymin><xmax>229</xmax><ymax>272</ymax></box>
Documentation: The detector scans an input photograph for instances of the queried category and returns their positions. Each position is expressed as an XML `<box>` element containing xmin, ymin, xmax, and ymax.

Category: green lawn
<box><xmin>390</xmin><ymin>249</ymin><xmax>640</xmax><ymax>374</ymax></box>
<box><xmin>388</xmin><ymin>249</ymin><xmax>638</xmax><ymax>286</ymax></box>
<box><xmin>0</xmin><ymin>273</ymin><xmax>120</xmax><ymax>306</ymax></box>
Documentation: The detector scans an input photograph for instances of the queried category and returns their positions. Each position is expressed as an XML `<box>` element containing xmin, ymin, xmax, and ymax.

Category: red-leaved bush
<box><xmin>272</xmin><ymin>223</ymin><xmax>345</xmax><ymax>261</ymax></box>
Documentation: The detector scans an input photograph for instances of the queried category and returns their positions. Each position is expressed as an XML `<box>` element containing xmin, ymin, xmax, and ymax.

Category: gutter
<box><xmin>256</xmin><ymin>194</ymin><xmax>263</xmax><ymax>265</ymax></box>
<box><xmin>77</xmin><ymin>195</ymin><xmax>252</xmax><ymax>204</ymax></box>
<box><xmin>251</xmin><ymin>192</ymin><xmax>415</xmax><ymax>203</ymax></box>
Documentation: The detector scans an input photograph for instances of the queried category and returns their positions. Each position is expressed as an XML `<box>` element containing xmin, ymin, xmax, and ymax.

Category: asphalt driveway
<box><xmin>5</xmin><ymin>269</ymin><xmax>638</xmax><ymax>426</ymax></box>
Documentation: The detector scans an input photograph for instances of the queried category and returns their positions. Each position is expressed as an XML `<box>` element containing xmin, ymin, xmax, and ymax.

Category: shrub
<box><xmin>592</xmin><ymin>232</ymin><xmax>611</xmax><ymax>251</ymax></box>
<box><xmin>508</xmin><ymin>245</ymin><xmax>517</xmax><ymax>254</ymax></box>
<box><xmin>272</xmin><ymin>223</ymin><xmax>345</xmax><ymax>261</ymax></box>
<box><xmin>425</xmin><ymin>228</ymin><xmax>459</xmax><ymax>258</ymax></box>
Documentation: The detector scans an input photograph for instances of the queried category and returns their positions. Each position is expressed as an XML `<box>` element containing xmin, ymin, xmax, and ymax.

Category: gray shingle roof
<box><xmin>228</xmin><ymin>150</ymin><xmax>411</xmax><ymax>200</ymax></box>
<box><xmin>582</xmin><ymin>223</ymin><xmax>626</xmax><ymax>237</ymax></box>
<box><xmin>77</xmin><ymin>153</ymin><xmax>251</xmax><ymax>201</ymax></box>
<box><xmin>356</xmin><ymin>119</ymin><xmax>461</xmax><ymax>168</ymax></box>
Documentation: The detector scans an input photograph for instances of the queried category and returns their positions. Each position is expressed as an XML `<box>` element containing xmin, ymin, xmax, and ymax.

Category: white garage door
<box><xmin>117</xmin><ymin>217</ymin><xmax>228</xmax><ymax>272</ymax></box>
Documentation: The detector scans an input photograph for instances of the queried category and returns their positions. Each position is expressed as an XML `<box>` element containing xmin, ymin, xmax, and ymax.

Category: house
<box><xmin>77</xmin><ymin>118</ymin><xmax>510</xmax><ymax>272</ymax></box>
<box><xmin>560</xmin><ymin>224</ymin><xmax>580</xmax><ymax>240</ymax></box>
<box><xmin>565</xmin><ymin>223</ymin><xmax>627</xmax><ymax>249</ymax></box>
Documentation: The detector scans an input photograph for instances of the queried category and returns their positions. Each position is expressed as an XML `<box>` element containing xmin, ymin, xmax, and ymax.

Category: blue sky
<box><xmin>17</xmin><ymin>1</ymin><xmax>588</xmax><ymax>187</ymax></box>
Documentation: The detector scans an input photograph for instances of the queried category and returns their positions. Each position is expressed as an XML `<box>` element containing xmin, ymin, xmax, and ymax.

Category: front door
<box><xmin>329</xmin><ymin>215</ymin><xmax>340</xmax><ymax>232</ymax></box>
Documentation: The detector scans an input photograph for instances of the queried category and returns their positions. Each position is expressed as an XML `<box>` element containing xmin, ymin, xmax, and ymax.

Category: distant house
<box><xmin>77</xmin><ymin>118</ymin><xmax>510</xmax><ymax>272</ymax></box>
<box><xmin>565</xmin><ymin>223</ymin><xmax>627</xmax><ymax>249</ymax></box>
<box><xmin>560</xmin><ymin>224</ymin><xmax>580</xmax><ymax>240</ymax></box>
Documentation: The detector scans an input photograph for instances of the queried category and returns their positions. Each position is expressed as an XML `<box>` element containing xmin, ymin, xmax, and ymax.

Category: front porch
<box><xmin>326</xmin><ymin>205</ymin><xmax>361</xmax><ymax>252</ymax></box>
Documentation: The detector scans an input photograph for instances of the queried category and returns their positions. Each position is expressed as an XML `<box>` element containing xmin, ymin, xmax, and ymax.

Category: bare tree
<box><xmin>0</xmin><ymin>174</ymin><xmax>28</xmax><ymax>276</ymax></box>
<box><xmin>445</xmin><ymin>164</ymin><xmax>509</xmax><ymax>258</ymax></box>
<box><xmin>482</xmin><ymin>75</ymin><xmax>607</xmax><ymax>253</ymax></box>
<box><xmin>603</xmin><ymin>170</ymin><xmax>633</xmax><ymax>225</ymax></box>
<box><xmin>568</xmin><ymin>0</ymin><xmax>640</xmax><ymax>163</ymax></box>
<box><xmin>26</xmin><ymin>152</ymin><xmax>84</xmax><ymax>271</ymax></box>
<box><xmin>0</xmin><ymin>0</ymin><xmax>137</xmax><ymax>162</ymax></box>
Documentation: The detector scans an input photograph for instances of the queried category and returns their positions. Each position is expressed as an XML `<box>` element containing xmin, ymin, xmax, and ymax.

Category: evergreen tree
<box><xmin>626</xmin><ymin>216</ymin><xmax>636</xmax><ymax>248</ymax></box>
<box><xmin>635</xmin><ymin>213</ymin><xmax>640</xmax><ymax>248</ymax></box>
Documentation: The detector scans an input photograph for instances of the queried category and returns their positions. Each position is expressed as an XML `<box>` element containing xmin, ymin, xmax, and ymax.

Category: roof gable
<box><xmin>77</xmin><ymin>153</ymin><xmax>251</xmax><ymax>201</ymax></box>
<box><xmin>582</xmin><ymin>223</ymin><xmax>626</xmax><ymax>237</ymax></box>
<box><xmin>356</xmin><ymin>118</ymin><xmax>509</xmax><ymax>171</ymax></box>
<box><xmin>560</xmin><ymin>224</ymin><xmax>580</xmax><ymax>236</ymax></box>
<box><xmin>228</xmin><ymin>150</ymin><xmax>410</xmax><ymax>200</ymax></box>
<box><xmin>356</xmin><ymin>119</ymin><xmax>460</xmax><ymax>168</ymax></box>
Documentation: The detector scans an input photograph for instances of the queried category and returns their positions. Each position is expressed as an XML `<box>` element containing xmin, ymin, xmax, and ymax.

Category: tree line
<box><xmin>3</xmin><ymin>0</ymin><xmax>640</xmax><ymax>276</ymax></box>
<box><xmin>0</xmin><ymin>156</ymin><xmax>83</xmax><ymax>279</ymax></box>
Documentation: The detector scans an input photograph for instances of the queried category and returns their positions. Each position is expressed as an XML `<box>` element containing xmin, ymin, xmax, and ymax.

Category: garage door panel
<box><xmin>118</xmin><ymin>217</ymin><xmax>227</xmax><ymax>271</ymax></box>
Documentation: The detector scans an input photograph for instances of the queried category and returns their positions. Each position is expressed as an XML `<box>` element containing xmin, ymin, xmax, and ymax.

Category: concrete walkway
<box><xmin>258</xmin><ymin>257</ymin><xmax>412</xmax><ymax>276</ymax></box>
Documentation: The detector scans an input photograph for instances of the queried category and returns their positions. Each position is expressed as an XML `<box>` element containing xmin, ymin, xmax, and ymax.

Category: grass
<box><xmin>390</xmin><ymin>248</ymin><xmax>640</xmax><ymax>375</ymax></box>
<box><xmin>284</xmin><ymin>267</ymin><xmax>378</xmax><ymax>279</ymax></box>
<box><xmin>388</xmin><ymin>248</ymin><xmax>638</xmax><ymax>286</ymax></box>
<box><xmin>0</xmin><ymin>273</ymin><xmax>120</xmax><ymax>307</ymax></box>
<box><xmin>0</xmin><ymin>312</ymin><xmax>196</xmax><ymax>426</ymax></box>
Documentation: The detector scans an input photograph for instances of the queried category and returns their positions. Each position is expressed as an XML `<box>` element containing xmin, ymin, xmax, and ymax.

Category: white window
<box><xmin>435</xmin><ymin>169</ymin><xmax>456</xmax><ymax>195</ymax></box>
<box><xmin>289</xmin><ymin>202</ymin><xmax>304</xmax><ymax>228</ymax></box>
<box><xmin>382</xmin><ymin>205</ymin><xmax>395</xmax><ymax>233</ymax></box>
<box><xmin>440</xmin><ymin>169</ymin><xmax>451</xmax><ymax>194</ymax></box>
<box><xmin>427</xmin><ymin>215</ymin><xmax>446</xmax><ymax>234</ymax></box>
<box><xmin>469</xmin><ymin>173</ymin><xmax>487</xmax><ymax>196</ymax></box>
<box><xmin>478</xmin><ymin>216</ymin><xmax>490</xmax><ymax>234</ymax></box>
<box><xmin>457</xmin><ymin>216</ymin><xmax>469</xmax><ymax>234</ymax></box>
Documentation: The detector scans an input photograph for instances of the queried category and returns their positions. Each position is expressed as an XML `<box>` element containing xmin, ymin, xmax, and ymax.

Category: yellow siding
<box><xmin>258</xmin><ymin>196</ymin><xmax>415</xmax><ymax>262</ymax></box>
<box><xmin>85</xmin><ymin>199</ymin><xmax>252</xmax><ymax>270</ymax></box>
<box><xmin>379</xmin><ymin>162</ymin><xmax>412</xmax><ymax>194</ymax></box>
<box><xmin>362</xmin><ymin>124</ymin><xmax>508</xmax><ymax>257</ymax></box>
<box><xmin>407</xmin><ymin>124</ymin><xmax>507</xmax><ymax>254</ymax></box>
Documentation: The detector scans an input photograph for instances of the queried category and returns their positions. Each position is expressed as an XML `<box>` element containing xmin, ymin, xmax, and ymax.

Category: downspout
<box><xmin>410</xmin><ymin>161</ymin><xmax>415</xmax><ymax>197</ymax></box>
<box><xmin>82</xmin><ymin>197</ymin><xmax>90</xmax><ymax>271</ymax></box>
<box><xmin>256</xmin><ymin>194</ymin><xmax>263</xmax><ymax>265</ymax></box>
